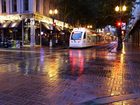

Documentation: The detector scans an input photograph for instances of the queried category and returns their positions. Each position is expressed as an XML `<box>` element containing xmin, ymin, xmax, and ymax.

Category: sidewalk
<box><xmin>0</xmin><ymin>41</ymin><xmax>112</xmax><ymax>52</ymax></box>
<box><xmin>0</xmin><ymin>45</ymin><xmax>68</xmax><ymax>53</ymax></box>
<box><xmin>81</xmin><ymin>42</ymin><xmax>140</xmax><ymax>105</ymax></box>
<box><xmin>106</xmin><ymin>42</ymin><xmax>140</xmax><ymax>105</ymax></box>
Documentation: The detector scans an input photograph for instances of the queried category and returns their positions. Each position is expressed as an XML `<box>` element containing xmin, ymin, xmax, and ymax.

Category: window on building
<box><xmin>43</xmin><ymin>0</ymin><xmax>47</xmax><ymax>15</ymax></box>
<box><xmin>12</xmin><ymin>0</ymin><xmax>17</xmax><ymax>12</ymax></box>
<box><xmin>36</xmin><ymin>0</ymin><xmax>40</xmax><ymax>12</ymax></box>
<box><xmin>23</xmin><ymin>0</ymin><xmax>29</xmax><ymax>11</ymax></box>
<box><xmin>1</xmin><ymin>0</ymin><xmax>6</xmax><ymax>13</ymax></box>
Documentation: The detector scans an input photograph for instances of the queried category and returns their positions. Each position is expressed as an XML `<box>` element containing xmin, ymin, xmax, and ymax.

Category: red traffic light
<box><xmin>116</xmin><ymin>21</ymin><xmax>122</xmax><ymax>27</ymax></box>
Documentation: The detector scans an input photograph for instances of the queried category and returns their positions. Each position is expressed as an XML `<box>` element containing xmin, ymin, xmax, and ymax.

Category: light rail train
<box><xmin>69</xmin><ymin>28</ymin><xmax>105</xmax><ymax>48</ymax></box>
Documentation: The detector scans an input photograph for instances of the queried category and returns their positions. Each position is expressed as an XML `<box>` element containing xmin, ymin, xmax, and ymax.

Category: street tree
<box><xmin>55</xmin><ymin>0</ymin><xmax>134</xmax><ymax>28</ymax></box>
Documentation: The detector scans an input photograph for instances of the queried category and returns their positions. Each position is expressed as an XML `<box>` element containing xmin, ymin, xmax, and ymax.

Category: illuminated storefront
<box><xmin>0</xmin><ymin>0</ymin><xmax>72</xmax><ymax>47</ymax></box>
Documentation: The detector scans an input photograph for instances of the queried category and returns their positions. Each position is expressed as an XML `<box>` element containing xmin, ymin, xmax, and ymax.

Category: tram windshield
<box><xmin>71</xmin><ymin>31</ymin><xmax>83</xmax><ymax>40</ymax></box>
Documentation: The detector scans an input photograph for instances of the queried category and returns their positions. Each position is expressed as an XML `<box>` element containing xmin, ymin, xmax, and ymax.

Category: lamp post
<box><xmin>40</xmin><ymin>21</ymin><xmax>42</xmax><ymax>46</ymax></box>
<box><xmin>115</xmin><ymin>5</ymin><xmax>127</xmax><ymax>50</ymax></box>
<box><xmin>49</xmin><ymin>9</ymin><xmax>58</xmax><ymax>47</ymax></box>
<box><xmin>19</xmin><ymin>15</ymin><xmax>24</xmax><ymax>47</ymax></box>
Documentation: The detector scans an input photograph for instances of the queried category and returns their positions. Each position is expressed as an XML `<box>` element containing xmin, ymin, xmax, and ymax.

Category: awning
<box><xmin>0</xmin><ymin>21</ymin><xmax>11</xmax><ymax>28</ymax></box>
<box><xmin>42</xmin><ymin>23</ymin><xmax>63</xmax><ymax>32</ymax></box>
<box><xmin>55</xmin><ymin>26</ymin><xmax>63</xmax><ymax>31</ymax></box>
<box><xmin>42</xmin><ymin>23</ymin><xmax>52</xmax><ymax>30</ymax></box>
<box><xmin>9</xmin><ymin>20</ymin><xmax>21</xmax><ymax>28</ymax></box>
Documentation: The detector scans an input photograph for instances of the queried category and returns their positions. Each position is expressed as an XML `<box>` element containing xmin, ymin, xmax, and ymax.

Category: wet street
<box><xmin>0</xmin><ymin>42</ymin><xmax>140</xmax><ymax>105</ymax></box>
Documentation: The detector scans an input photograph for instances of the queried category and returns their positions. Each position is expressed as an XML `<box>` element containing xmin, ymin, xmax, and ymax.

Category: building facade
<box><xmin>0</xmin><ymin>0</ymin><xmax>70</xmax><ymax>47</ymax></box>
<box><xmin>127</xmin><ymin>0</ymin><xmax>140</xmax><ymax>46</ymax></box>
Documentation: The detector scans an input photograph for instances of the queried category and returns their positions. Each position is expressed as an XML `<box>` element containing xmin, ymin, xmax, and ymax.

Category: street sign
<box><xmin>121</xmin><ymin>22</ymin><xmax>126</xmax><ymax>30</ymax></box>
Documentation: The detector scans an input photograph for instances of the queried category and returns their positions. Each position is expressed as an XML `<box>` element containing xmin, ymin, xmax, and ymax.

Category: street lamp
<box><xmin>54</xmin><ymin>9</ymin><xmax>58</xmax><ymax>14</ymax></box>
<box><xmin>115</xmin><ymin>6</ymin><xmax>120</xmax><ymax>12</ymax></box>
<box><xmin>49</xmin><ymin>9</ymin><xmax>58</xmax><ymax>47</ymax></box>
<box><xmin>39</xmin><ymin>21</ymin><xmax>42</xmax><ymax>46</ymax></box>
<box><xmin>19</xmin><ymin>15</ymin><xmax>24</xmax><ymax>47</ymax></box>
<box><xmin>115</xmin><ymin>5</ymin><xmax>127</xmax><ymax>50</ymax></box>
<box><xmin>49</xmin><ymin>9</ymin><xmax>58</xmax><ymax>23</ymax></box>
<box><xmin>122</xmin><ymin>5</ymin><xmax>127</xmax><ymax>11</ymax></box>
<box><xmin>115</xmin><ymin>5</ymin><xmax>127</xmax><ymax>12</ymax></box>
<box><xmin>87</xmin><ymin>25</ymin><xmax>93</xmax><ymax>29</ymax></box>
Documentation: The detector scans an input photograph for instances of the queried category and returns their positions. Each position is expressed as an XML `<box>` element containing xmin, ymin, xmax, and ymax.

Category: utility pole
<box><xmin>115</xmin><ymin>0</ymin><xmax>127</xmax><ymax>50</ymax></box>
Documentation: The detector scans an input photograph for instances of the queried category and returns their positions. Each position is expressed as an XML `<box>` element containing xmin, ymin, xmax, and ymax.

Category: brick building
<box><xmin>127</xmin><ymin>0</ymin><xmax>140</xmax><ymax>47</ymax></box>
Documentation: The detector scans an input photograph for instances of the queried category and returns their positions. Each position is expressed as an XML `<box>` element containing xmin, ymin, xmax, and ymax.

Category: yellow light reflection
<box><xmin>42</xmin><ymin>54</ymin><xmax>62</xmax><ymax>96</ymax></box>
<box><xmin>44</xmin><ymin>56</ymin><xmax>60</xmax><ymax>81</ymax></box>
<box><xmin>122</xmin><ymin>42</ymin><xmax>126</xmax><ymax>54</ymax></box>
<box><xmin>107</xmin><ymin>43</ymin><xmax>126</xmax><ymax>96</ymax></box>
<box><xmin>49</xmin><ymin>61</ymin><xmax>59</xmax><ymax>80</ymax></box>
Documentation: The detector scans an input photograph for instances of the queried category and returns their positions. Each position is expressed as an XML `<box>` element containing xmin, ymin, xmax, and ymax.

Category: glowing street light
<box><xmin>49</xmin><ymin>9</ymin><xmax>59</xmax><ymax>47</ymax></box>
<box><xmin>49</xmin><ymin>10</ymin><xmax>53</xmax><ymax>15</ymax></box>
<box><xmin>115</xmin><ymin>5</ymin><xmax>127</xmax><ymax>51</ymax></box>
<box><xmin>87</xmin><ymin>25</ymin><xmax>92</xmax><ymax>29</ymax></box>
<box><xmin>122</xmin><ymin>5</ymin><xmax>127</xmax><ymax>12</ymax></box>
<box><xmin>49</xmin><ymin>9</ymin><xmax>58</xmax><ymax>15</ymax></box>
<box><xmin>115</xmin><ymin>5</ymin><xmax>127</xmax><ymax>12</ymax></box>
<box><xmin>115</xmin><ymin>6</ymin><xmax>120</xmax><ymax>12</ymax></box>
<box><xmin>54</xmin><ymin>9</ymin><xmax>58</xmax><ymax>14</ymax></box>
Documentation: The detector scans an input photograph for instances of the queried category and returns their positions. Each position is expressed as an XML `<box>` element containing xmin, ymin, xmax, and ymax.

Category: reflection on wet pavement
<box><xmin>0</xmin><ymin>43</ymin><xmax>140</xmax><ymax>105</ymax></box>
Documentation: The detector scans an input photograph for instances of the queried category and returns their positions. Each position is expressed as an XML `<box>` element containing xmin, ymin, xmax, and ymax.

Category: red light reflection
<box><xmin>69</xmin><ymin>50</ymin><xmax>84</xmax><ymax>76</ymax></box>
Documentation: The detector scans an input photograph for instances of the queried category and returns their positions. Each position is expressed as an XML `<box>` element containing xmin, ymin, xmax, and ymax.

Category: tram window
<box><xmin>83</xmin><ymin>32</ymin><xmax>86</xmax><ymax>39</ymax></box>
<box><xmin>71</xmin><ymin>32</ymin><xmax>82</xmax><ymax>40</ymax></box>
<box><xmin>87</xmin><ymin>36</ymin><xmax>91</xmax><ymax>40</ymax></box>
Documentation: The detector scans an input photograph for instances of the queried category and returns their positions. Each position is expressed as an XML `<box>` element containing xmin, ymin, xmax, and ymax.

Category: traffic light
<box><xmin>116</xmin><ymin>21</ymin><xmax>122</xmax><ymax>27</ymax></box>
